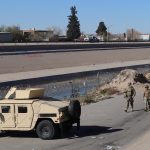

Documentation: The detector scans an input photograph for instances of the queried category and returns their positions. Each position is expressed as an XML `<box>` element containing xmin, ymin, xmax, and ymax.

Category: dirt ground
<box><xmin>1</xmin><ymin>48</ymin><xmax>150</xmax><ymax>74</ymax></box>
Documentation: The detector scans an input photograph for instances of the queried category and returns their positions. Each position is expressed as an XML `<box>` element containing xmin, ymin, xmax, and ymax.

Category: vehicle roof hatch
<box><xmin>5</xmin><ymin>87</ymin><xmax>16</xmax><ymax>99</ymax></box>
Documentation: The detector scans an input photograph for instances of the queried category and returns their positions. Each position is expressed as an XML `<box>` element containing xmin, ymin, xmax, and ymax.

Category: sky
<box><xmin>1</xmin><ymin>0</ymin><xmax>150</xmax><ymax>34</ymax></box>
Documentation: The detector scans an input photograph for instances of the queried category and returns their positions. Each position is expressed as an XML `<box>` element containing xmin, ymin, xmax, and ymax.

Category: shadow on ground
<box><xmin>0</xmin><ymin>131</ymin><xmax>38</xmax><ymax>138</ymax></box>
<box><xmin>133</xmin><ymin>109</ymin><xmax>145</xmax><ymax>112</ymax></box>
<box><xmin>68</xmin><ymin>125</ymin><xmax>123</xmax><ymax>138</ymax></box>
<box><xmin>0</xmin><ymin>126</ymin><xmax>123</xmax><ymax>139</ymax></box>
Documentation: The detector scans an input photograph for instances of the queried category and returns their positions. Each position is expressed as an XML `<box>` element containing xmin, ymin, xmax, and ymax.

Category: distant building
<box><xmin>139</xmin><ymin>34</ymin><xmax>150</xmax><ymax>41</ymax></box>
<box><xmin>0</xmin><ymin>32</ymin><xmax>13</xmax><ymax>42</ymax></box>
<box><xmin>23</xmin><ymin>28</ymin><xmax>53</xmax><ymax>42</ymax></box>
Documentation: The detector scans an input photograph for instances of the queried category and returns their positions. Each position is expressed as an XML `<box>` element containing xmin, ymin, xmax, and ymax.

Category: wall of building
<box><xmin>140</xmin><ymin>34</ymin><xmax>150</xmax><ymax>41</ymax></box>
<box><xmin>0</xmin><ymin>32</ymin><xmax>13</xmax><ymax>42</ymax></box>
<box><xmin>23</xmin><ymin>29</ymin><xmax>54</xmax><ymax>42</ymax></box>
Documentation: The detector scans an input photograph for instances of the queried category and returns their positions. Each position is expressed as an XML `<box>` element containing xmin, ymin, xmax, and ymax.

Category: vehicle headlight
<box><xmin>59</xmin><ymin>111</ymin><xmax>65</xmax><ymax>118</ymax></box>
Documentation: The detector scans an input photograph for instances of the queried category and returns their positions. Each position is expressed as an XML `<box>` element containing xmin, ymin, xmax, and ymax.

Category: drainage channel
<box><xmin>0</xmin><ymin>64</ymin><xmax>150</xmax><ymax>100</ymax></box>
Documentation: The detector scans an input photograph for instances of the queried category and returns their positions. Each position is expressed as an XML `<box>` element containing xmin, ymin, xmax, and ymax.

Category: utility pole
<box><xmin>69</xmin><ymin>81</ymin><xmax>74</xmax><ymax>98</ymax></box>
<box><xmin>107</xmin><ymin>25</ymin><xmax>112</xmax><ymax>42</ymax></box>
<box><xmin>131</xmin><ymin>28</ymin><xmax>134</xmax><ymax>41</ymax></box>
<box><xmin>97</xmin><ymin>72</ymin><xmax>100</xmax><ymax>86</ymax></box>
<box><xmin>83</xmin><ymin>78</ymin><xmax>87</xmax><ymax>95</ymax></box>
<box><xmin>107</xmin><ymin>27</ymin><xmax>109</xmax><ymax>42</ymax></box>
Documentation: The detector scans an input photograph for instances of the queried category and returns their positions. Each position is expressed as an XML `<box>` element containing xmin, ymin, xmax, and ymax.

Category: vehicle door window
<box><xmin>1</xmin><ymin>106</ymin><xmax>11</xmax><ymax>113</ymax></box>
<box><xmin>18</xmin><ymin>106</ymin><xmax>27</xmax><ymax>113</ymax></box>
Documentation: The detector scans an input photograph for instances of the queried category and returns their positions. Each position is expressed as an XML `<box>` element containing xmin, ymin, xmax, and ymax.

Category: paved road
<box><xmin>0</xmin><ymin>90</ymin><xmax>150</xmax><ymax>150</ymax></box>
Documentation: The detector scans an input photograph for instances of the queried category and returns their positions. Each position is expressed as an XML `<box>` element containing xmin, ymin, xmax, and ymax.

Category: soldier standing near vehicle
<box><xmin>143</xmin><ymin>85</ymin><xmax>150</xmax><ymax>111</ymax></box>
<box><xmin>68</xmin><ymin>99</ymin><xmax>81</xmax><ymax>137</ymax></box>
<box><xmin>124</xmin><ymin>82</ymin><xmax>136</xmax><ymax>112</ymax></box>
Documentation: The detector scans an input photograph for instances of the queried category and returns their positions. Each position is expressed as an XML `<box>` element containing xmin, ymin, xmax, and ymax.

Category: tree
<box><xmin>96</xmin><ymin>22</ymin><xmax>107</xmax><ymax>40</ymax></box>
<box><xmin>0</xmin><ymin>25</ymin><xmax>5</xmax><ymax>32</ymax></box>
<box><xmin>126</xmin><ymin>28</ymin><xmax>141</xmax><ymax>41</ymax></box>
<box><xmin>47</xmin><ymin>26</ymin><xmax>62</xmax><ymax>41</ymax></box>
<box><xmin>67</xmin><ymin>6</ymin><xmax>81</xmax><ymax>41</ymax></box>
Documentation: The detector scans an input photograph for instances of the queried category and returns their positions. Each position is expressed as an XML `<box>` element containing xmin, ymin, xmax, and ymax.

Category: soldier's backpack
<box><xmin>126</xmin><ymin>87</ymin><xmax>135</xmax><ymax>97</ymax></box>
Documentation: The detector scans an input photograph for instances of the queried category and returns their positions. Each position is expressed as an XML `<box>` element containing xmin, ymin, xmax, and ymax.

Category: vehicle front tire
<box><xmin>36</xmin><ymin>120</ymin><xmax>55</xmax><ymax>140</ymax></box>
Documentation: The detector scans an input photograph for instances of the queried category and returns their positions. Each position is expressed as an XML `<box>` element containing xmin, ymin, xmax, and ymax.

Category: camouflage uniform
<box><xmin>124</xmin><ymin>83</ymin><xmax>136</xmax><ymax>112</ymax></box>
<box><xmin>143</xmin><ymin>85</ymin><xmax>150</xmax><ymax>111</ymax></box>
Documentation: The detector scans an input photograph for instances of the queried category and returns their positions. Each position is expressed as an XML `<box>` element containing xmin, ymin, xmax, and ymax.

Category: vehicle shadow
<box><xmin>0</xmin><ymin>131</ymin><xmax>38</xmax><ymax>138</ymax></box>
<box><xmin>67</xmin><ymin>125</ymin><xmax>123</xmax><ymax>138</ymax></box>
<box><xmin>0</xmin><ymin>126</ymin><xmax>123</xmax><ymax>139</ymax></box>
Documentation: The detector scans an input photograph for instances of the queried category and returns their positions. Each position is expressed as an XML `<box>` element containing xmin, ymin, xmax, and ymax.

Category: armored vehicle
<box><xmin>0</xmin><ymin>87</ymin><xmax>81</xmax><ymax>140</ymax></box>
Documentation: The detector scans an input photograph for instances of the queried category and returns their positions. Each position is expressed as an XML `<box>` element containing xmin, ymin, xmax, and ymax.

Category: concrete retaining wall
<box><xmin>0</xmin><ymin>64</ymin><xmax>149</xmax><ymax>87</ymax></box>
<box><xmin>1</xmin><ymin>42</ymin><xmax>150</xmax><ymax>52</ymax></box>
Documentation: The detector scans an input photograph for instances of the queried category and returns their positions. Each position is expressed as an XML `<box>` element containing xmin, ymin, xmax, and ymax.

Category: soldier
<box><xmin>68</xmin><ymin>99</ymin><xmax>81</xmax><ymax>137</ymax></box>
<box><xmin>143</xmin><ymin>85</ymin><xmax>150</xmax><ymax>111</ymax></box>
<box><xmin>124</xmin><ymin>82</ymin><xmax>136</xmax><ymax>112</ymax></box>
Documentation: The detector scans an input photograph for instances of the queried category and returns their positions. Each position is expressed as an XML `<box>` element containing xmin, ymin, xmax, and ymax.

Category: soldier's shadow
<box><xmin>132</xmin><ymin>109</ymin><xmax>145</xmax><ymax>112</ymax></box>
<box><xmin>68</xmin><ymin>126</ymin><xmax>123</xmax><ymax>138</ymax></box>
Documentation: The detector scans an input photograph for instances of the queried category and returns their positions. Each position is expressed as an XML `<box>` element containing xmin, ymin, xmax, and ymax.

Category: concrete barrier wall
<box><xmin>0</xmin><ymin>42</ymin><xmax>150</xmax><ymax>52</ymax></box>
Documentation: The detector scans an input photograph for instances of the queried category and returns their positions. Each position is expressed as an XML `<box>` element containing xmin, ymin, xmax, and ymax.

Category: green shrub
<box><xmin>79</xmin><ymin>94</ymin><xmax>94</xmax><ymax>104</ymax></box>
<box><xmin>100</xmin><ymin>88</ymin><xmax>119</xmax><ymax>96</ymax></box>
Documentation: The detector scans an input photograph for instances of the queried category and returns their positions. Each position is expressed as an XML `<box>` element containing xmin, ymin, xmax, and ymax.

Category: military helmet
<box><xmin>145</xmin><ymin>84</ymin><xmax>149</xmax><ymax>88</ymax></box>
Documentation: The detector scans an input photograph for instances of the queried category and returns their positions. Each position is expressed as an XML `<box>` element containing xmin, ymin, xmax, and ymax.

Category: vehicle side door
<box><xmin>0</xmin><ymin>104</ymin><xmax>15</xmax><ymax>128</ymax></box>
<box><xmin>15</xmin><ymin>104</ymin><xmax>34</xmax><ymax>128</ymax></box>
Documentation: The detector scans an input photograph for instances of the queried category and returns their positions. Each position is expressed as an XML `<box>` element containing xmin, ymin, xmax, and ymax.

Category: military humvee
<box><xmin>0</xmin><ymin>87</ymin><xmax>81</xmax><ymax>140</ymax></box>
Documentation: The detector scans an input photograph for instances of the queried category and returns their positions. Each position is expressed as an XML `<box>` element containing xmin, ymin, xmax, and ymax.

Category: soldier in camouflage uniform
<box><xmin>124</xmin><ymin>82</ymin><xmax>136</xmax><ymax>112</ymax></box>
<box><xmin>143</xmin><ymin>85</ymin><xmax>150</xmax><ymax>111</ymax></box>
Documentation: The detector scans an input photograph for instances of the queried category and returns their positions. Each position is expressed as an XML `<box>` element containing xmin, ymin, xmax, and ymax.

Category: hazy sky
<box><xmin>1</xmin><ymin>0</ymin><xmax>150</xmax><ymax>34</ymax></box>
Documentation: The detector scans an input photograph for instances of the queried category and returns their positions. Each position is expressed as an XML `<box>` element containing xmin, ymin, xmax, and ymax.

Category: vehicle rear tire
<box><xmin>36</xmin><ymin>120</ymin><xmax>55</xmax><ymax>140</ymax></box>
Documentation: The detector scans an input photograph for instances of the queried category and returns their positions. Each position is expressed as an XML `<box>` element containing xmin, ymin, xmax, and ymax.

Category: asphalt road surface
<box><xmin>0</xmin><ymin>90</ymin><xmax>150</xmax><ymax>150</ymax></box>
